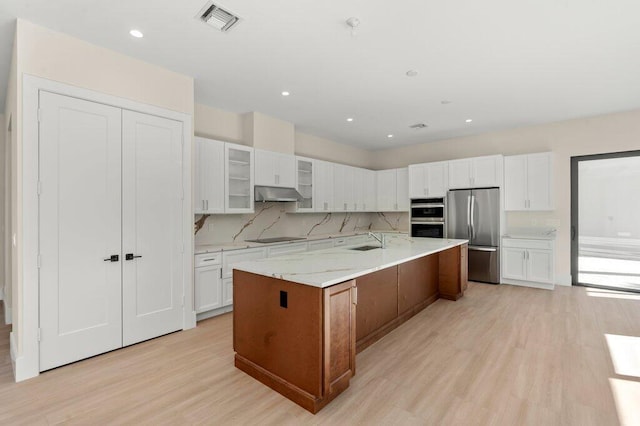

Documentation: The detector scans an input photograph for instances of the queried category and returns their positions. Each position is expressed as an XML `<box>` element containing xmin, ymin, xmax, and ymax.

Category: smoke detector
<box><xmin>409</xmin><ymin>123</ymin><xmax>428</xmax><ymax>129</ymax></box>
<box><xmin>198</xmin><ymin>2</ymin><xmax>241</xmax><ymax>32</ymax></box>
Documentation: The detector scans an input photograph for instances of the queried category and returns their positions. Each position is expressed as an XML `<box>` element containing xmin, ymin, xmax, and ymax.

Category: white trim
<box><xmin>4</xmin><ymin>304</ymin><xmax>11</xmax><ymax>325</ymax></box>
<box><xmin>501</xmin><ymin>279</ymin><xmax>555</xmax><ymax>291</ymax></box>
<box><xmin>21</xmin><ymin>74</ymin><xmax>195</xmax><ymax>382</ymax></box>
<box><xmin>0</xmin><ymin>287</ymin><xmax>3</xmax><ymax>300</ymax></box>
<box><xmin>556</xmin><ymin>275</ymin><xmax>572</xmax><ymax>286</ymax></box>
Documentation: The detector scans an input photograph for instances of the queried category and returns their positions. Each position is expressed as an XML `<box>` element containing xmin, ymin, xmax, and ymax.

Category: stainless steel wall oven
<box><xmin>410</xmin><ymin>198</ymin><xmax>446</xmax><ymax>238</ymax></box>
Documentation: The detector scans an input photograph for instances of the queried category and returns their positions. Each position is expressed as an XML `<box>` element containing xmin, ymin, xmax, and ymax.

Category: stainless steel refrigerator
<box><xmin>447</xmin><ymin>188</ymin><xmax>500</xmax><ymax>284</ymax></box>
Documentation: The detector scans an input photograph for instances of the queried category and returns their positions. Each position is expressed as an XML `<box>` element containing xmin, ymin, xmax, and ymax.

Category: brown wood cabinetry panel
<box><xmin>323</xmin><ymin>280</ymin><xmax>356</xmax><ymax>396</ymax></box>
<box><xmin>233</xmin><ymin>270</ymin><xmax>323</xmax><ymax>397</ymax></box>
<box><xmin>438</xmin><ymin>244</ymin><xmax>468</xmax><ymax>300</ymax></box>
<box><xmin>398</xmin><ymin>255</ymin><xmax>439</xmax><ymax>315</ymax></box>
<box><xmin>355</xmin><ymin>267</ymin><xmax>398</xmax><ymax>342</ymax></box>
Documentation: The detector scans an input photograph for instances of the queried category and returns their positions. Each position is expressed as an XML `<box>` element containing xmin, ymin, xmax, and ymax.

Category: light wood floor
<box><xmin>1</xmin><ymin>283</ymin><xmax>639</xmax><ymax>425</ymax></box>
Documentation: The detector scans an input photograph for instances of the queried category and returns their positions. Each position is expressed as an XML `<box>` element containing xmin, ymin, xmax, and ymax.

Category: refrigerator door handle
<box><xmin>467</xmin><ymin>195</ymin><xmax>472</xmax><ymax>238</ymax></box>
<box><xmin>470</xmin><ymin>194</ymin><xmax>476</xmax><ymax>240</ymax></box>
<box><xmin>468</xmin><ymin>245</ymin><xmax>497</xmax><ymax>252</ymax></box>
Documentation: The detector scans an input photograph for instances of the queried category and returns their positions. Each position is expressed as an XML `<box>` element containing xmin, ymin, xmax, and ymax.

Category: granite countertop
<box><xmin>232</xmin><ymin>235</ymin><xmax>468</xmax><ymax>288</ymax></box>
<box><xmin>502</xmin><ymin>227</ymin><xmax>557</xmax><ymax>240</ymax></box>
<box><xmin>194</xmin><ymin>230</ymin><xmax>407</xmax><ymax>254</ymax></box>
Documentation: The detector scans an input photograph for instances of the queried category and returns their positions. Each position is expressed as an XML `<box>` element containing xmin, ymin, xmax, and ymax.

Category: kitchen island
<box><xmin>232</xmin><ymin>235</ymin><xmax>468</xmax><ymax>413</ymax></box>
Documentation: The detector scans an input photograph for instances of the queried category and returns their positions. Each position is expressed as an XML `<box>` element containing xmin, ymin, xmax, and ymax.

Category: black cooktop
<box><xmin>245</xmin><ymin>237</ymin><xmax>307</xmax><ymax>243</ymax></box>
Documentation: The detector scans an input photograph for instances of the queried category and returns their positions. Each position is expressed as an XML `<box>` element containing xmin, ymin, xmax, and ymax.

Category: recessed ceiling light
<box><xmin>406</xmin><ymin>70</ymin><xmax>418</xmax><ymax>77</ymax></box>
<box><xmin>387</xmin><ymin>134</ymin><xmax>394</xmax><ymax>138</ymax></box>
<box><xmin>129</xmin><ymin>29</ymin><xmax>144</xmax><ymax>38</ymax></box>
<box><xmin>465</xmin><ymin>119</ymin><xmax>473</xmax><ymax>123</ymax></box>
<box><xmin>346</xmin><ymin>118</ymin><xmax>354</xmax><ymax>122</ymax></box>
<box><xmin>281</xmin><ymin>91</ymin><xmax>290</xmax><ymax>96</ymax></box>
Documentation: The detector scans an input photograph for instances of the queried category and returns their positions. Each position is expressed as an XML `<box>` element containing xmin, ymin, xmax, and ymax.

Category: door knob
<box><xmin>125</xmin><ymin>253</ymin><xmax>143</xmax><ymax>261</ymax></box>
<box><xmin>103</xmin><ymin>255</ymin><xmax>119</xmax><ymax>262</ymax></box>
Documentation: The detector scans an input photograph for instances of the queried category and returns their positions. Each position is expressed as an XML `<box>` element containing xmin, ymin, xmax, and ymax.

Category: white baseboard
<box><xmin>502</xmin><ymin>279</ymin><xmax>554</xmax><ymax>291</ymax></box>
<box><xmin>4</xmin><ymin>305</ymin><xmax>11</xmax><ymax>325</ymax></box>
<box><xmin>555</xmin><ymin>274</ymin><xmax>572</xmax><ymax>286</ymax></box>
<box><xmin>196</xmin><ymin>305</ymin><xmax>233</xmax><ymax>322</ymax></box>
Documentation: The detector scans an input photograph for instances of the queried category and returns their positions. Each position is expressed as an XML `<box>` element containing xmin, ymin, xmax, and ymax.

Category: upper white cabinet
<box><xmin>295</xmin><ymin>156</ymin><xmax>314</xmax><ymax>212</ymax></box>
<box><xmin>396</xmin><ymin>168</ymin><xmax>409</xmax><ymax>211</ymax></box>
<box><xmin>333</xmin><ymin>164</ymin><xmax>354</xmax><ymax>212</ymax></box>
<box><xmin>448</xmin><ymin>155</ymin><xmax>503</xmax><ymax>189</ymax></box>
<box><xmin>408</xmin><ymin>161</ymin><xmax>448</xmax><ymax>199</ymax></box>
<box><xmin>376</xmin><ymin>168</ymin><xmax>407</xmax><ymax>212</ymax></box>
<box><xmin>254</xmin><ymin>149</ymin><xmax>295</xmax><ymax>188</ymax></box>
<box><xmin>364</xmin><ymin>169</ymin><xmax>377</xmax><ymax>212</ymax></box>
<box><xmin>225</xmin><ymin>144</ymin><xmax>254</xmax><ymax>213</ymax></box>
<box><xmin>194</xmin><ymin>137</ymin><xmax>225</xmax><ymax>214</ymax></box>
<box><xmin>504</xmin><ymin>152</ymin><xmax>553</xmax><ymax>211</ymax></box>
<box><xmin>315</xmin><ymin>160</ymin><xmax>334</xmax><ymax>212</ymax></box>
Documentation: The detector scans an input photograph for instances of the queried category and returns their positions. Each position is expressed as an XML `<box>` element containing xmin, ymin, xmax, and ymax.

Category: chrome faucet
<box><xmin>368</xmin><ymin>232</ymin><xmax>387</xmax><ymax>249</ymax></box>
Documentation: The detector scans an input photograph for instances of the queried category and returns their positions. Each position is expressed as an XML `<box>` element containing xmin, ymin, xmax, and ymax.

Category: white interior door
<box><xmin>122</xmin><ymin>110</ymin><xmax>183</xmax><ymax>346</ymax></box>
<box><xmin>39</xmin><ymin>91</ymin><xmax>122</xmax><ymax>371</ymax></box>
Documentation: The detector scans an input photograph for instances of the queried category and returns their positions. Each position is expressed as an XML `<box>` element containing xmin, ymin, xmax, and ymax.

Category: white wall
<box><xmin>371</xmin><ymin>108</ymin><xmax>640</xmax><ymax>284</ymax></box>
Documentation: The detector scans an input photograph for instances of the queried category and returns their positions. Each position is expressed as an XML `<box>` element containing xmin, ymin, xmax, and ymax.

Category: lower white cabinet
<box><xmin>194</xmin><ymin>253</ymin><xmax>223</xmax><ymax>313</ymax></box>
<box><xmin>222</xmin><ymin>247</ymin><xmax>268</xmax><ymax>279</ymax></box>
<box><xmin>267</xmin><ymin>242</ymin><xmax>308</xmax><ymax>257</ymax></box>
<box><xmin>222</xmin><ymin>278</ymin><xmax>233</xmax><ymax>307</ymax></box>
<box><xmin>502</xmin><ymin>238</ymin><xmax>554</xmax><ymax>288</ymax></box>
<box><xmin>308</xmin><ymin>239</ymin><xmax>334</xmax><ymax>251</ymax></box>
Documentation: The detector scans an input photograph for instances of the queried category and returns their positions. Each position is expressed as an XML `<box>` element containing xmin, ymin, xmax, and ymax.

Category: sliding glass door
<box><xmin>571</xmin><ymin>151</ymin><xmax>640</xmax><ymax>291</ymax></box>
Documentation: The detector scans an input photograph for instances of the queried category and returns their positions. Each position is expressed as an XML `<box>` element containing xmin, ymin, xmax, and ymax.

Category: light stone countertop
<box><xmin>503</xmin><ymin>227</ymin><xmax>557</xmax><ymax>240</ymax></box>
<box><xmin>232</xmin><ymin>235</ymin><xmax>468</xmax><ymax>288</ymax></box>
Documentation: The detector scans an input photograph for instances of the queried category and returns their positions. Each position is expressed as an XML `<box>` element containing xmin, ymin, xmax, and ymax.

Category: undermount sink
<box><xmin>349</xmin><ymin>245</ymin><xmax>381</xmax><ymax>251</ymax></box>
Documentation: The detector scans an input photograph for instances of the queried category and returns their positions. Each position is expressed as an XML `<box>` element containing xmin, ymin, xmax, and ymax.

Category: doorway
<box><xmin>571</xmin><ymin>151</ymin><xmax>640</xmax><ymax>291</ymax></box>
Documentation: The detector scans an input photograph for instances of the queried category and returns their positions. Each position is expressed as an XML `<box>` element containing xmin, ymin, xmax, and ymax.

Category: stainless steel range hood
<box><xmin>254</xmin><ymin>185</ymin><xmax>303</xmax><ymax>202</ymax></box>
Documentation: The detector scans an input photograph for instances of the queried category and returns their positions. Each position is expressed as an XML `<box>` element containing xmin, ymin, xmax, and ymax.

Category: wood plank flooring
<box><xmin>1</xmin><ymin>282</ymin><xmax>639</xmax><ymax>425</ymax></box>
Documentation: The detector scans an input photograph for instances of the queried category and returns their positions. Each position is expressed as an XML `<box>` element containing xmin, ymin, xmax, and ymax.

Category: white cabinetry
<box><xmin>364</xmin><ymin>169</ymin><xmax>377</xmax><ymax>212</ymax></box>
<box><xmin>295</xmin><ymin>157</ymin><xmax>314</xmax><ymax>211</ymax></box>
<box><xmin>222</xmin><ymin>247</ymin><xmax>267</xmax><ymax>279</ymax></box>
<box><xmin>409</xmin><ymin>161</ymin><xmax>448</xmax><ymax>198</ymax></box>
<box><xmin>194</xmin><ymin>253</ymin><xmax>223</xmax><ymax>313</ymax></box>
<box><xmin>376</xmin><ymin>168</ymin><xmax>408</xmax><ymax>211</ymax></box>
<box><xmin>315</xmin><ymin>160</ymin><xmax>334</xmax><ymax>212</ymax></box>
<box><xmin>254</xmin><ymin>149</ymin><xmax>295</xmax><ymax>188</ymax></box>
<box><xmin>504</xmin><ymin>152</ymin><xmax>553</xmax><ymax>211</ymax></box>
<box><xmin>194</xmin><ymin>137</ymin><xmax>224</xmax><ymax>214</ymax></box>
<box><xmin>396</xmin><ymin>168</ymin><xmax>409</xmax><ymax>211</ymax></box>
<box><xmin>448</xmin><ymin>155</ymin><xmax>503</xmax><ymax>189</ymax></box>
<box><xmin>333</xmin><ymin>164</ymin><xmax>354</xmax><ymax>212</ymax></box>
<box><xmin>308</xmin><ymin>239</ymin><xmax>334</xmax><ymax>251</ymax></box>
<box><xmin>502</xmin><ymin>238</ymin><xmax>554</xmax><ymax>289</ymax></box>
<box><xmin>225</xmin><ymin>144</ymin><xmax>254</xmax><ymax>213</ymax></box>
<box><xmin>267</xmin><ymin>242</ymin><xmax>308</xmax><ymax>257</ymax></box>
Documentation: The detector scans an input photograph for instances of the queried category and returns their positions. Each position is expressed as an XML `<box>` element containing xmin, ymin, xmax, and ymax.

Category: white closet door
<box><xmin>121</xmin><ymin>110</ymin><xmax>183</xmax><ymax>346</ymax></box>
<box><xmin>39</xmin><ymin>92</ymin><xmax>122</xmax><ymax>371</ymax></box>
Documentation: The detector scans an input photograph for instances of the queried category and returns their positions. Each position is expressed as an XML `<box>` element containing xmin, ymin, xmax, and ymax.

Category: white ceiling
<box><xmin>1</xmin><ymin>0</ymin><xmax>640</xmax><ymax>150</ymax></box>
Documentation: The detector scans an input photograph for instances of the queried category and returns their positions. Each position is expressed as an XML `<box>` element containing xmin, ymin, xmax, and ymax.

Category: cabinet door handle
<box><xmin>125</xmin><ymin>253</ymin><xmax>143</xmax><ymax>261</ymax></box>
<box><xmin>202</xmin><ymin>200</ymin><xmax>206</xmax><ymax>210</ymax></box>
<box><xmin>104</xmin><ymin>254</ymin><xmax>119</xmax><ymax>262</ymax></box>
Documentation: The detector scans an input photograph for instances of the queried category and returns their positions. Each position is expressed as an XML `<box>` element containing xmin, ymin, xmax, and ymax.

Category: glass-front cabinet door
<box><xmin>224</xmin><ymin>143</ymin><xmax>254</xmax><ymax>213</ymax></box>
<box><xmin>296</xmin><ymin>157</ymin><xmax>314</xmax><ymax>212</ymax></box>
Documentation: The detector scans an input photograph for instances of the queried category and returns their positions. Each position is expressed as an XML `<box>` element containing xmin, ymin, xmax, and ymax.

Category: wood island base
<box><xmin>233</xmin><ymin>243</ymin><xmax>467</xmax><ymax>414</ymax></box>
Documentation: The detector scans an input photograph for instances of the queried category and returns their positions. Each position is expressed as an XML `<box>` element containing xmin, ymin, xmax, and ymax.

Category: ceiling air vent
<box><xmin>198</xmin><ymin>2</ymin><xmax>241</xmax><ymax>32</ymax></box>
<box><xmin>409</xmin><ymin>123</ymin><xmax>428</xmax><ymax>129</ymax></box>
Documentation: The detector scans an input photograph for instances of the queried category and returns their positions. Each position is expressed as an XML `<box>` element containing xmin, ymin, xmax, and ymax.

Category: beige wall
<box><xmin>194</xmin><ymin>103</ymin><xmax>245</xmax><ymax>144</ymax></box>
<box><xmin>18</xmin><ymin>20</ymin><xmax>194</xmax><ymax>115</ymax></box>
<box><xmin>244</xmin><ymin>112</ymin><xmax>295</xmax><ymax>154</ymax></box>
<box><xmin>194</xmin><ymin>103</ymin><xmax>373</xmax><ymax>168</ymax></box>
<box><xmin>295</xmin><ymin>132</ymin><xmax>373</xmax><ymax>168</ymax></box>
<box><xmin>371</xmin><ymin>109</ymin><xmax>640</xmax><ymax>284</ymax></box>
<box><xmin>11</xmin><ymin>19</ymin><xmax>195</xmax><ymax>359</ymax></box>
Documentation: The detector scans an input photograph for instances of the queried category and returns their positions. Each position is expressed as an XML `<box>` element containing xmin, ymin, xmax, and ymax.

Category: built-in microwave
<box><xmin>410</xmin><ymin>198</ymin><xmax>446</xmax><ymax>238</ymax></box>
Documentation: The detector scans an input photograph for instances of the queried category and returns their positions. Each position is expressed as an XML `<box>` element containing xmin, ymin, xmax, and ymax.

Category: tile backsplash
<box><xmin>194</xmin><ymin>202</ymin><xmax>409</xmax><ymax>245</ymax></box>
